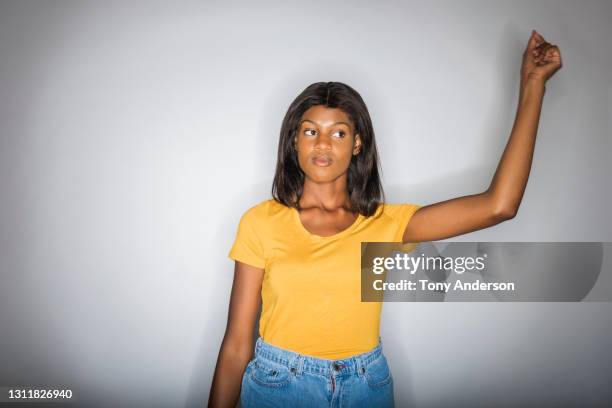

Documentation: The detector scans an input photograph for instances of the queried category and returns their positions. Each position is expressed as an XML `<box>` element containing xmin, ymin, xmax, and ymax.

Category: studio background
<box><xmin>1</xmin><ymin>0</ymin><xmax>610</xmax><ymax>407</ymax></box>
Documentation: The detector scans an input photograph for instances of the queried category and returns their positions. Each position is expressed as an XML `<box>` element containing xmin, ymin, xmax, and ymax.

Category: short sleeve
<box><xmin>391</xmin><ymin>203</ymin><xmax>421</xmax><ymax>242</ymax></box>
<box><xmin>228</xmin><ymin>207</ymin><xmax>266</xmax><ymax>269</ymax></box>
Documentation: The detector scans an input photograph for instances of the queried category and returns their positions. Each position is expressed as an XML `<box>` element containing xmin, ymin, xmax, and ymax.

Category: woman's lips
<box><xmin>312</xmin><ymin>155</ymin><xmax>332</xmax><ymax>167</ymax></box>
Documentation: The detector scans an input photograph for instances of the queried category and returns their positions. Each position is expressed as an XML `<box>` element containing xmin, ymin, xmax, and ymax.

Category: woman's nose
<box><xmin>314</xmin><ymin>132</ymin><xmax>332</xmax><ymax>150</ymax></box>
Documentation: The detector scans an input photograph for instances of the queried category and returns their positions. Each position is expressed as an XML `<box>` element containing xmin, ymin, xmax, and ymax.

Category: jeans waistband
<box><xmin>253</xmin><ymin>336</ymin><xmax>384</xmax><ymax>377</ymax></box>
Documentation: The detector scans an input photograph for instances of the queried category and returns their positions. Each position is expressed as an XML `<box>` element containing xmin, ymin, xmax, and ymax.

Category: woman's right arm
<box><xmin>208</xmin><ymin>261</ymin><xmax>264</xmax><ymax>407</ymax></box>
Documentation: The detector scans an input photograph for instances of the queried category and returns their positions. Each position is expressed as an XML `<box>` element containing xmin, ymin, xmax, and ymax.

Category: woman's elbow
<box><xmin>491</xmin><ymin>203</ymin><xmax>518</xmax><ymax>222</ymax></box>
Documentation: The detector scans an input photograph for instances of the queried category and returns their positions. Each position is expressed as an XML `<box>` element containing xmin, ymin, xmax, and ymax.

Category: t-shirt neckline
<box><xmin>291</xmin><ymin>206</ymin><xmax>363</xmax><ymax>241</ymax></box>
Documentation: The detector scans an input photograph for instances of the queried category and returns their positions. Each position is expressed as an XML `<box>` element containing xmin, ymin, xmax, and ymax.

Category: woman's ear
<box><xmin>353</xmin><ymin>134</ymin><xmax>362</xmax><ymax>155</ymax></box>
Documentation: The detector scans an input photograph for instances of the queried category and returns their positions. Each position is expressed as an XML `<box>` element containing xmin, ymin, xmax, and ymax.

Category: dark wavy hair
<box><xmin>271</xmin><ymin>81</ymin><xmax>385</xmax><ymax>217</ymax></box>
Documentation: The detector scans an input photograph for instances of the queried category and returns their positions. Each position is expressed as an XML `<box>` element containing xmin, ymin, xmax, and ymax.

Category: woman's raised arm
<box><xmin>403</xmin><ymin>30</ymin><xmax>562</xmax><ymax>243</ymax></box>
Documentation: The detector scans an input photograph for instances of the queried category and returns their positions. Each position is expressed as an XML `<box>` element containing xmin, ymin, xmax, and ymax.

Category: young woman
<box><xmin>208</xmin><ymin>30</ymin><xmax>562</xmax><ymax>407</ymax></box>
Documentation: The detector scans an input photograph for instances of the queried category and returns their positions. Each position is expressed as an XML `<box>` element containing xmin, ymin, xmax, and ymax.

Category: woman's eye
<box><xmin>303</xmin><ymin>129</ymin><xmax>345</xmax><ymax>138</ymax></box>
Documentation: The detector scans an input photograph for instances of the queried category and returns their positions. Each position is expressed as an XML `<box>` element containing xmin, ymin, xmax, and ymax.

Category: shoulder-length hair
<box><xmin>271</xmin><ymin>81</ymin><xmax>385</xmax><ymax>217</ymax></box>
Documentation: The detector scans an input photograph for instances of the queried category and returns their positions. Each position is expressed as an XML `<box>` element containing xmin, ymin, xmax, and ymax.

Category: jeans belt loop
<box><xmin>357</xmin><ymin>356</ymin><xmax>366</xmax><ymax>377</ymax></box>
<box><xmin>289</xmin><ymin>355</ymin><xmax>301</xmax><ymax>376</ymax></box>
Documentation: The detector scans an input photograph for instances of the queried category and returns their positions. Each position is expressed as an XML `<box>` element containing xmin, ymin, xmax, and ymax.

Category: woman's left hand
<box><xmin>521</xmin><ymin>30</ymin><xmax>563</xmax><ymax>84</ymax></box>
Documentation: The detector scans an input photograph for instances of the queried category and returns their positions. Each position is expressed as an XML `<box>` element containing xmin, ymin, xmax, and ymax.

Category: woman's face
<box><xmin>294</xmin><ymin>105</ymin><xmax>362</xmax><ymax>183</ymax></box>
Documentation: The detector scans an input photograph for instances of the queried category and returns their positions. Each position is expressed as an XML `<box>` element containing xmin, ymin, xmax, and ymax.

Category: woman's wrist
<box><xmin>518</xmin><ymin>76</ymin><xmax>546</xmax><ymax>107</ymax></box>
<box><xmin>520</xmin><ymin>75</ymin><xmax>546</xmax><ymax>93</ymax></box>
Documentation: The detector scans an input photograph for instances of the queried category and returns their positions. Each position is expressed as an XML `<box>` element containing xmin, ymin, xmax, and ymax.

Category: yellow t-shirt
<box><xmin>228</xmin><ymin>198</ymin><xmax>420</xmax><ymax>359</ymax></box>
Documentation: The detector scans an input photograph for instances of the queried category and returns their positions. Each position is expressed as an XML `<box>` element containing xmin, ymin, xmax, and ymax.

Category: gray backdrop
<box><xmin>1</xmin><ymin>0</ymin><xmax>610</xmax><ymax>407</ymax></box>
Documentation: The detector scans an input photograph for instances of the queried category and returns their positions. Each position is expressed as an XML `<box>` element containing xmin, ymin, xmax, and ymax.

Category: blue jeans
<box><xmin>240</xmin><ymin>336</ymin><xmax>394</xmax><ymax>407</ymax></box>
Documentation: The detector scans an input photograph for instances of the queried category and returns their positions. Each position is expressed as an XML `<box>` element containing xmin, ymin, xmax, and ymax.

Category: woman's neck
<box><xmin>299</xmin><ymin>177</ymin><xmax>353</xmax><ymax>211</ymax></box>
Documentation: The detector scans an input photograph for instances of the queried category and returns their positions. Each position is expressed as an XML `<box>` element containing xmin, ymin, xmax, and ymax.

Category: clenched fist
<box><xmin>521</xmin><ymin>30</ymin><xmax>563</xmax><ymax>84</ymax></box>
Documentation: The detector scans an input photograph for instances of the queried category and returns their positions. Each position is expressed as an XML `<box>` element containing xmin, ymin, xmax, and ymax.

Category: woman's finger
<box><xmin>546</xmin><ymin>45</ymin><xmax>562</xmax><ymax>65</ymax></box>
<box><xmin>540</xmin><ymin>48</ymin><xmax>554</xmax><ymax>64</ymax></box>
<box><xmin>528</xmin><ymin>30</ymin><xmax>540</xmax><ymax>50</ymax></box>
<box><xmin>534</xmin><ymin>30</ymin><xmax>546</xmax><ymax>44</ymax></box>
<box><xmin>532</xmin><ymin>40</ymin><xmax>549</xmax><ymax>55</ymax></box>
<box><xmin>549</xmin><ymin>45</ymin><xmax>560</xmax><ymax>56</ymax></box>
<box><xmin>535</xmin><ymin>43</ymin><xmax>552</xmax><ymax>62</ymax></box>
